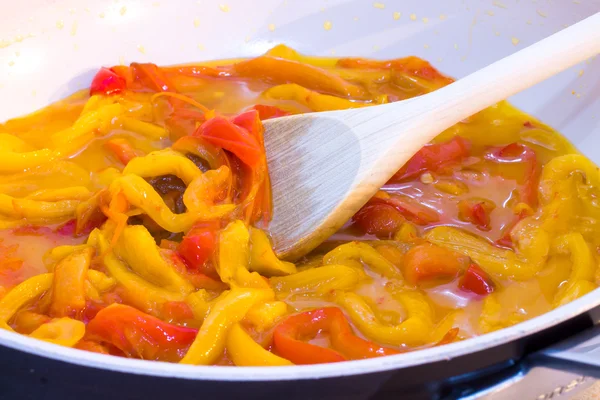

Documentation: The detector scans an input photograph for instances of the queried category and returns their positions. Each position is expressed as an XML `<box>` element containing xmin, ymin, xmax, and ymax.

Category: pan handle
<box><xmin>531</xmin><ymin>324</ymin><xmax>600</xmax><ymax>378</ymax></box>
<box><xmin>468</xmin><ymin>325</ymin><xmax>600</xmax><ymax>399</ymax></box>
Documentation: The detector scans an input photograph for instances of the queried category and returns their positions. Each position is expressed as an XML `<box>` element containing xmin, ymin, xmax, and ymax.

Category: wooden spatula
<box><xmin>264</xmin><ymin>13</ymin><xmax>600</xmax><ymax>260</ymax></box>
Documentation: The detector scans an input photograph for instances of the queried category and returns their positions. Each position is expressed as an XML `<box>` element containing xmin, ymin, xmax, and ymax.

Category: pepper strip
<box><xmin>273</xmin><ymin>307</ymin><xmax>399</xmax><ymax>365</ymax></box>
<box><xmin>123</xmin><ymin>148</ymin><xmax>202</xmax><ymax>185</ymax></box>
<box><xmin>0</xmin><ymin>273</ymin><xmax>53</xmax><ymax>330</ymax></box>
<box><xmin>180</xmin><ymin>288</ymin><xmax>274</xmax><ymax>365</ymax></box>
<box><xmin>335</xmin><ymin>291</ymin><xmax>433</xmax><ymax>347</ymax></box>
<box><xmin>227</xmin><ymin>323</ymin><xmax>293</xmax><ymax>366</ymax></box>
<box><xmin>29</xmin><ymin>317</ymin><xmax>85</xmax><ymax>347</ymax></box>
<box><xmin>323</xmin><ymin>242</ymin><xmax>400</xmax><ymax>279</ymax></box>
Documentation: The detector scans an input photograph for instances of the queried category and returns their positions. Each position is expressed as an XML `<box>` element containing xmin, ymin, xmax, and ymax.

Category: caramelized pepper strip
<box><xmin>114</xmin><ymin>225</ymin><xmax>194</xmax><ymax>294</ymax></box>
<box><xmin>29</xmin><ymin>317</ymin><xmax>86</xmax><ymax>347</ymax></box>
<box><xmin>180</xmin><ymin>288</ymin><xmax>274</xmax><ymax>365</ymax></box>
<box><xmin>49</xmin><ymin>247</ymin><xmax>94</xmax><ymax>318</ymax></box>
<box><xmin>402</xmin><ymin>243</ymin><xmax>466</xmax><ymax>285</ymax></box>
<box><xmin>335</xmin><ymin>291</ymin><xmax>433</xmax><ymax>347</ymax></box>
<box><xmin>87</xmin><ymin>303</ymin><xmax>198</xmax><ymax>362</ymax></box>
<box><xmin>0</xmin><ymin>273</ymin><xmax>53</xmax><ymax>330</ymax></box>
<box><xmin>233</xmin><ymin>56</ymin><xmax>366</xmax><ymax>98</ymax></box>
<box><xmin>273</xmin><ymin>307</ymin><xmax>399</xmax><ymax>365</ymax></box>
<box><xmin>123</xmin><ymin>148</ymin><xmax>202</xmax><ymax>185</ymax></box>
<box><xmin>227</xmin><ymin>322</ymin><xmax>293</xmax><ymax>366</ymax></box>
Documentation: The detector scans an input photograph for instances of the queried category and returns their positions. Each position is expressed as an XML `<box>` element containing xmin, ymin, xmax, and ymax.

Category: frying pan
<box><xmin>1</xmin><ymin>1</ymin><xmax>599</xmax><ymax>399</ymax></box>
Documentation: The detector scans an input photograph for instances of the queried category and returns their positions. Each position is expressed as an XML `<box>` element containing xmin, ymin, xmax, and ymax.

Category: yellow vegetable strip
<box><xmin>0</xmin><ymin>149</ymin><xmax>56</xmax><ymax>173</ymax></box>
<box><xmin>52</xmin><ymin>103</ymin><xmax>124</xmax><ymax>154</ymax></box>
<box><xmin>227</xmin><ymin>323</ymin><xmax>293</xmax><ymax>367</ymax></box>
<box><xmin>270</xmin><ymin>265</ymin><xmax>361</xmax><ymax>294</ymax></box>
<box><xmin>336</xmin><ymin>291</ymin><xmax>433</xmax><ymax>347</ymax></box>
<box><xmin>0</xmin><ymin>194</ymin><xmax>79</xmax><ymax>220</ymax></box>
<box><xmin>25</xmin><ymin>186</ymin><xmax>92</xmax><ymax>201</ymax></box>
<box><xmin>180</xmin><ymin>288</ymin><xmax>274</xmax><ymax>365</ymax></box>
<box><xmin>0</xmin><ymin>273</ymin><xmax>53</xmax><ymax>330</ymax></box>
<box><xmin>425</xmin><ymin>226</ymin><xmax>547</xmax><ymax>280</ymax></box>
<box><xmin>218</xmin><ymin>221</ymin><xmax>271</xmax><ymax>289</ymax></box>
<box><xmin>264</xmin><ymin>84</ymin><xmax>368</xmax><ymax>112</ymax></box>
<box><xmin>249</xmin><ymin>227</ymin><xmax>296</xmax><ymax>276</ymax></box>
<box><xmin>29</xmin><ymin>317</ymin><xmax>86</xmax><ymax>347</ymax></box>
<box><xmin>110</xmin><ymin>174</ymin><xmax>231</xmax><ymax>233</ymax></box>
<box><xmin>96</xmin><ymin>231</ymin><xmax>186</xmax><ymax>314</ymax></box>
<box><xmin>244</xmin><ymin>301</ymin><xmax>288</xmax><ymax>331</ymax></box>
<box><xmin>323</xmin><ymin>242</ymin><xmax>400</xmax><ymax>279</ymax></box>
<box><xmin>121</xmin><ymin>117</ymin><xmax>167</xmax><ymax>140</ymax></box>
<box><xmin>123</xmin><ymin>149</ymin><xmax>202</xmax><ymax>185</ymax></box>
<box><xmin>114</xmin><ymin>225</ymin><xmax>194</xmax><ymax>294</ymax></box>
<box><xmin>49</xmin><ymin>247</ymin><xmax>94</xmax><ymax>318</ymax></box>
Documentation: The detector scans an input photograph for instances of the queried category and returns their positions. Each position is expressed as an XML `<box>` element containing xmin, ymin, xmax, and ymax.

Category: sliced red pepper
<box><xmin>75</xmin><ymin>340</ymin><xmax>112</xmax><ymax>355</ymax></box>
<box><xmin>351</xmin><ymin>200</ymin><xmax>405</xmax><ymax>237</ymax></box>
<box><xmin>459</xmin><ymin>263</ymin><xmax>495</xmax><ymax>296</ymax></box>
<box><xmin>402</xmin><ymin>243</ymin><xmax>466</xmax><ymax>285</ymax></box>
<box><xmin>90</xmin><ymin>67</ymin><xmax>127</xmax><ymax>96</ymax></box>
<box><xmin>194</xmin><ymin>116</ymin><xmax>263</xmax><ymax>167</ymax></box>
<box><xmin>86</xmin><ymin>304</ymin><xmax>198</xmax><ymax>362</ymax></box>
<box><xmin>273</xmin><ymin>307</ymin><xmax>399</xmax><ymax>365</ymax></box>
<box><xmin>165</xmin><ymin>248</ymin><xmax>224</xmax><ymax>288</ymax></box>
<box><xmin>104</xmin><ymin>138</ymin><xmax>141</xmax><ymax>165</ymax></box>
<box><xmin>378</xmin><ymin>195</ymin><xmax>440</xmax><ymax>225</ymax></box>
<box><xmin>249</xmin><ymin>104</ymin><xmax>290</xmax><ymax>120</ymax></box>
<box><xmin>458</xmin><ymin>198</ymin><xmax>496</xmax><ymax>231</ymax></box>
<box><xmin>390</xmin><ymin>136</ymin><xmax>471</xmax><ymax>182</ymax></box>
<box><xmin>129</xmin><ymin>63</ymin><xmax>175</xmax><ymax>93</ymax></box>
<box><xmin>178</xmin><ymin>221</ymin><xmax>219</xmax><ymax>271</ymax></box>
<box><xmin>161</xmin><ymin>301</ymin><xmax>195</xmax><ymax>323</ymax></box>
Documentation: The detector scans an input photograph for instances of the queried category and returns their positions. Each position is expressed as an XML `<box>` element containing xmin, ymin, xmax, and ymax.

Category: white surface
<box><xmin>0</xmin><ymin>0</ymin><xmax>599</xmax><ymax>381</ymax></box>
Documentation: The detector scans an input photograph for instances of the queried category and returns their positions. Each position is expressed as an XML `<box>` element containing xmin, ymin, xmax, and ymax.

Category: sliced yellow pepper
<box><xmin>335</xmin><ymin>291</ymin><xmax>433</xmax><ymax>346</ymax></box>
<box><xmin>249</xmin><ymin>227</ymin><xmax>296</xmax><ymax>276</ymax></box>
<box><xmin>271</xmin><ymin>265</ymin><xmax>361</xmax><ymax>295</ymax></box>
<box><xmin>0</xmin><ymin>273</ymin><xmax>53</xmax><ymax>330</ymax></box>
<box><xmin>123</xmin><ymin>148</ymin><xmax>202</xmax><ymax>185</ymax></box>
<box><xmin>323</xmin><ymin>242</ymin><xmax>400</xmax><ymax>279</ymax></box>
<box><xmin>263</xmin><ymin>84</ymin><xmax>368</xmax><ymax>112</ymax></box>
<box><xmin>29</xmin><ymin>317</ymin><xmax>85</xmax><ymax>347</ymax></box>
<box><xmin>180</xmin><ymin>288</ymin><xmax>274</xmax><ymax>365</ymax></box>
<box><xmin>114</xmin><ymin>225</ymin><xmax>194</xmax><ymax>294</ymax></box>
<box><xmin>96</xmin><ymin>231</ymin><xmax>186</xmax><ymax>315</ymax></box>
<box><xmin>244</xmin><ymin>301</ymin><xmax>288</xmax><ymax>331</ymax></box>
<box><xmin>218</xmin><ymin>221</ymin><xmax>270</xmax><ymax>289</ymax></box>
<box><xmin>425</xmin><ymin>226</ymin><xmax>547</xmax><ymax>280</ymax></box>
<box><xmin>227</xmin><ymin>323</ymin><xmax>293</xmax><ymax>366</ymax></box>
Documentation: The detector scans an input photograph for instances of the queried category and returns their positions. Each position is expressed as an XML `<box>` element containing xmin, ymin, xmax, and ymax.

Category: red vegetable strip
<box><xmin>194</xmin><ymin>116</ymin><xmax>263</xmax><ymax>167</ymax></box>
<box><xmin>402</xmin><ymin>243</ymin><xmax>465</xmax><ymax>285</ymax></box>
<box><xmin>249</xmin><ymin>104</ymin><xmax>290</xmax><ymax>120</ymax></box>
<box><xmin>86</xmin><ymin>304</ymin><xmax>198</xmax><ymax>362</ymax></box>
<box><xmin>104</xmin><ymin>138</ymin><xmax>141</xmax><ymax>165</ymax></box>
<box><xmin>90</xmin><ymin>67</ymin><xmax>127</xmax><ymax>96</ymax></box>
<box><xmin>459</xmin><ymin>263</ymin><xmax>495</xmax><ymax>296</ymax></box>
<box><xmin>351</xmin><ymin>201</ymin><xmax>405</xmax><ymax>237</ymax></box>
<box><xmin>273</xmin><ymin>307</ymin><xmax>398</xmax><ymax>365</ymax></box>
<box><xmin>390</xmin><ymin>136</ymin><xmax>471</xmax><ymax>182</ymax></box>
